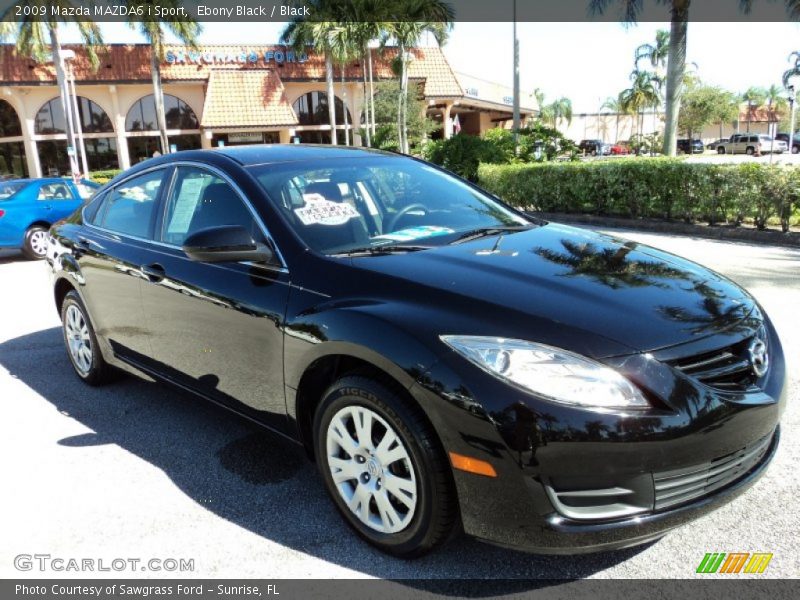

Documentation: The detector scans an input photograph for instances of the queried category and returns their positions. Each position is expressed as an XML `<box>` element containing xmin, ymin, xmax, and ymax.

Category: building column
<box><xmin>201</xmin><ymin>130</ymin><xmax>213</xmax><ymax>149</ymax></box>
<box><xmin>443</xmin><ymin>102</ymin><xmax>454</xmax><ymax>139</ymax></box>
<box><xmin>5</xmin><ymin>90</ymin><xmax>40</xmax><ymax>178</ymax></box>
<box><xmin>108</xmin><ymin>85</ymin><xmax>130</xmax><ymax>170</ymax></box>
<box><xmin>279</xmin><ymin>129</ymin><xmax>292</xmax><ymax>144</ymax></box>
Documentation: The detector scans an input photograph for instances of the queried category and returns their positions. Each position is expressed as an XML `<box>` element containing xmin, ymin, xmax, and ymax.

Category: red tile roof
<box><xmin>0</xmin><ymin>44</ymin><xmax>463</xmax><ymax>98</ymax></box>
<box><xmin>201</xmin><ymin>69</ymin><xmax>297</xmax><ymax>128</ymax></box>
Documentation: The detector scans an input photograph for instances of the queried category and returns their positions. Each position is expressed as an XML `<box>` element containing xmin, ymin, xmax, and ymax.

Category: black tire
<box><xmin>313</xmin><ymin>375</ymin><xmax>457</xmax><ymax>558</ymax></box>
<box><xmin>590</xmin><ymin>149</ymin><xmax>597</xmax><ymax>156</ymax></box>
<box><xmin>60</xmin><ymin>291</ymin><xmax>114</xmax><ymax>385</ymax></box>
<box><xmin>746</xmin><ymin>146</ymin><xmax>755</xmax><ymax>155</ymax></box>
<box><xmin>792</xmin><ymin>145</ymin><xmax>799</xmax><ymax>154</ymax></box>
<box><xmin>22</xmin><ymin>225</ymin><xmax>49</xmax><ymax>260</ymax></box>
<box><xmin>717</xmin><ymin>147</ymin><xmax>725</xmax><ymax>154</ymax></box>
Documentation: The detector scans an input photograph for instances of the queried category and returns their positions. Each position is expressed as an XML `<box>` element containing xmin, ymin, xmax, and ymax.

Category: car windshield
<box><xmin>0</xmin><ymin>181</ymin><xmax>29</xmax><ymax>200</ymax></box>
<box><xmin>249</xmin><ymin>156</ymin><xmax>531</xmax><ymax>255</ymax></box>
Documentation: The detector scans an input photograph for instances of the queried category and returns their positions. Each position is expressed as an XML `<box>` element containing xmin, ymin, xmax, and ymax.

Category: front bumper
<box><xmin>411</xmin><ymin>322</ymin><xmax>787</xmax><ymax>554</ymax></box>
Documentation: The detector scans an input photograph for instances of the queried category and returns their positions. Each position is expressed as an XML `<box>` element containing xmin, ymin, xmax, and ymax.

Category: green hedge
<box><xmin>88</xmin><ymin>169</ymin><xmax>122</xmax><ymax>184</ymax></box>
<box><xmin>478</xmin><ymin>159</ymin><xmax>800</xmax><ymax>232</ymax></box>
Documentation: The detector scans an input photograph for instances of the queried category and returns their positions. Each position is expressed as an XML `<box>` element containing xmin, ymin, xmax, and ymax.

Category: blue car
<box><xmin>0</xmin><ymin>178</ymin><xmax>99</xmax><ymax>259</ymax></box>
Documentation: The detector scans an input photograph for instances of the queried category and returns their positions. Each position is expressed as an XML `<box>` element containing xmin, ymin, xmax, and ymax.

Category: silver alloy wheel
<box><xmin>65</xmin><ymin>304</ymin><xmax>92</xmax><ymax>375</ymax></box>
<box><xmin>29</xmin><ymin>230</ymin><xmax>48</xmax><ymax>257</ymax></box>
<box><xmin>326</xmin><ymin>405</ymin><xmax>418</xmax><ymax>534</ymax></box>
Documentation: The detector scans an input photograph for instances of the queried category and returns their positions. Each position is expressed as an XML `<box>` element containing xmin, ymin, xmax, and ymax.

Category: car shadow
<box><xmin>0</xmin><ymin>249</ymin><xmax>27</xmax><ymax>264</ymax></box>
<box><xmin>0</xmin><ymin>327</ymin><xmax>652</xmax><ymax>592</ymax></box>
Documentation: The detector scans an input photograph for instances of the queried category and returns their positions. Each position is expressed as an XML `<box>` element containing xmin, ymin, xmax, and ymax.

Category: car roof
<box><xmin>204</xmin><ymin>144</ymin><xmax>397</xmax><ymax>167</ymax></box>
<box><xmin>0</xmin><ymin>178</ymin><xmax>78</xmax><ymax>185</ymax></box>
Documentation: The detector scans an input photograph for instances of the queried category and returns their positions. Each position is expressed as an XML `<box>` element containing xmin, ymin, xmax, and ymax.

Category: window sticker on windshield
<box><xmin>295</xmin><ymin>193</ymin><xmax>360</xmax><ymax>226</ymax></box>
<box><xmin>373</xmin><ymin>225</ymin><xmax>454</xmax><ymax>242</ymax></box>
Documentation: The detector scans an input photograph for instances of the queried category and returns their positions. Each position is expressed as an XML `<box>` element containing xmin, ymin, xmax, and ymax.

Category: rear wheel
<box><xmin>717</xmin><ymin>147</ymin><xmax>726</xmax><ymax>154</ymax></box>
<box><xmin>792</xmin><ymin>145</ymin><xmax>799</xmax><ymax>154</ymax></box>
<box><xmin>61</xmin><ymin>291</ymin><xmax>114</xmax><ymax>385</ymax></box>
<box><xmin>22</xmin><ymin>225</ymin><xmax>49</xmax><ymax>260</ymax></box>
<box><xmin>314</xmin><ymin>375</ymin><xmax>457</xmax><ymax>558</ymax></box>
<box><xmin>746</xmin><ymin>146</ymin><xmax>755</xmax><ymax>155</ymax></box>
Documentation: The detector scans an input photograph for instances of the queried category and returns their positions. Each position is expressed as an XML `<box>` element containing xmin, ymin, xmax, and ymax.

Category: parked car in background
<box><xmin>47</xmin><ymin>145</ymin><xmax>785</xmax><ymax>557</ymax></box>
<box><xmin>774</xmin><ymin>133</ymin><xmax>800</xmax><ymax>154</ymax></box>
<box><xmin>578</xmin><ymin>139</ymin><xmax>611</xmax><ymax>156</ymax></box>
<box><xmin>717</xmin><ymin>134</ymin><xmax>787</xmax><ymax>155</ymax></box>
<box><xmin>677</xmin><ymin>139</ymin><xmax>704</xmax><ymax>154</ymax></box>
<box><xmin>706</xmin><ymin>138</ymin><xmax>728</xmax><ymax>151</ymax></box>
<box><xmin>0</xmin><ymin>178</ymin><xmax>99</xmax><ymax>259</ymax></box>
<box><xmin>610</xmin><ymin>141</ymin><xmax>630</xmax><ymax>155</ymax></box>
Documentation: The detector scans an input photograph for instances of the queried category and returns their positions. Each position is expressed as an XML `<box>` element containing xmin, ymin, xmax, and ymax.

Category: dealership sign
<box><xmin>165</xmin><ymin>49</ymin><xmax>309</xmax><ymax>66</ymax></box>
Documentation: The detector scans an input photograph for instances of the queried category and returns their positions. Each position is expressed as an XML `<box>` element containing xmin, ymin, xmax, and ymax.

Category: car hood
<box><xmin>347</xmin><ymin>223</ymin><xmax>755</xmax><ymax>355</ymax></box>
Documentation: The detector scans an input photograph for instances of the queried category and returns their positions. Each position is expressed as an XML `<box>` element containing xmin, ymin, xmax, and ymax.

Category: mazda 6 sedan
<box><xmin>47</xmin><ymin>146</ymin><xmax>785</xmax><ymax>557</ymax></box>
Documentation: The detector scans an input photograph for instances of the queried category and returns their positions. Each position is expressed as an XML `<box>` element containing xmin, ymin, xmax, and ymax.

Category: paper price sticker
<box><xmin>295</xmin><ymin>193</ymin><xmax>360</xmax><ymax>226</ymax></box>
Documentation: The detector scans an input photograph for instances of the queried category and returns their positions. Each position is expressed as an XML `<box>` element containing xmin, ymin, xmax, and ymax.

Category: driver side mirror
<box><xmin>182</xmin><ymin>225</ymin><xmax>274</xmax><ymax>264</ymax></box>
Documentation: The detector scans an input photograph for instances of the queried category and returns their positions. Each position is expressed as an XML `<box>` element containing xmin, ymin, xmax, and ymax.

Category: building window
<box><xmin>38</xmin><ymin>138</ymin><xmax>119</xmax><ymax>177</ymax></box>
<box><xmin>292</xmin><ymin>91</ymin><xmax>351</xmax><ymax>126</ymax></box>
<box><xmin>0</xmin><ymin>99</ymin><xmax>22</xmax><ymax>138</ymax></box>
<box><xmin>127</xmin><ymin>134</ymin><xmax>201</xmax><ymax>164</ymax></box>
<box><xmin>0</xmin><ymin>141</ymin><xmax>27</xmax><ymax>177</ymax></box>
<box><xmin>125</xmin><ymin>94</ymin><xmax>199</xmax><ymax>131</ymax></box>
<box><xmin>34</xmin><ymin>97</ymin><xmax>113</xmax><ymax>134</ymax></box>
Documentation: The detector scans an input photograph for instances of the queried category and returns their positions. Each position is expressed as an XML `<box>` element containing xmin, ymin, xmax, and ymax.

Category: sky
<box><xmin>54</xmin><ymin>20</ymin><xmax>800</xmax><ymax>113</ymax></box>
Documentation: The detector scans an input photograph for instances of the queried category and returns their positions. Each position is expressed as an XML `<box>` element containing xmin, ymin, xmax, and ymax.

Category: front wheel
<box><xmin>61</xmin><ymin>291</ymin><xmax>114</xmax><ymax>385</ymax></box>
<box><xmin>792</xmin><ymin>145</ymin><xmax>799</xmax><ymax>154</ymax></box>
<box><xmin>314</xmin><ymin>375</ymin><xmax>457</xmax><ymax>558</ymax></box>
<box><xmin>22</xmin><ymin>225</ymin><xmax>49</xmax><ymax>260</ymax></box>
<box><xmin>717</xmin><ymin>147</ymin><xmax>726</xmax><ymax>154</ymax></box>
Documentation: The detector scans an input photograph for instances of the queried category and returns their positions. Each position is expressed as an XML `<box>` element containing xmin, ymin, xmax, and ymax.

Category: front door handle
<box><xmin>141</xmin><ymin>263</ymin><xmax>166</xmax><ymax>283</ymax></box>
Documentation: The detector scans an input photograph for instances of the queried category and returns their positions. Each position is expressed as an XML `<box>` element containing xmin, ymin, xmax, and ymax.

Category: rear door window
<box><xmin>95</xmin><ymin>169</ymin><xmax>166</xmax><ymax>239</ymax></box>
<box><xmin>38</xmin><ymin>182</ymin><xmax>74</xmax><ymax>201</ymax></box>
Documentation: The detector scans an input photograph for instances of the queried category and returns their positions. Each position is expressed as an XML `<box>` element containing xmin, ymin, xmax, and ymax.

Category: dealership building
<box><xmin>0</xmin><ymin>44</ymin><xmax>535</xmax><ymax>178</ymax></box>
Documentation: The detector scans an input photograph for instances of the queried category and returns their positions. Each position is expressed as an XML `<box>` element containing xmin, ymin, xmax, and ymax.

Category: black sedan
<box><xmin>47</xmin><ymin>146</ymin><xmax>785</xmax><ymax>557</ymax></box>
<box><xmin>677</xmin><ymin>139</ymin><xmax>705</xmax><ymax>154</ymax></box>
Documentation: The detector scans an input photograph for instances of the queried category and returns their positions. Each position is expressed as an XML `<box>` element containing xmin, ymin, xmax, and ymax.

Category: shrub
<box><xmin>477</xmin><ymin>159</ymin><xmax>800</xmax><ymax>228</ymax></box>
<box><xmin>88</xmin><ymin>169</ymin><xmax>122</xmax><ymax>184</ymax></box>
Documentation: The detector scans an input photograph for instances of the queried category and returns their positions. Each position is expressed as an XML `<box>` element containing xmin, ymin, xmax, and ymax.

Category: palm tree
<box><xmin>1</xmin><ymin>0</ymin><xmax>103</xmax><ymax>177</ymax></box>
<box><xmin>601</xmin><ymin>95</ymin><xmax>625</xmax><ymax>142</ymax></box>
<box><xmin>590</xmin><ymin>0</ymin><xmax>799</xmax><ymax>156</ymax></box>
<box><xmin>547</xmin><ymin>97</ymin><xmax>573</xmax><ymax>131</ymax></box>
<box><xmin>635</xmin><ymin>29</ymin><xmax>670</xmax><ymax>72</ymax></box>
<box><xmin>127</xmin><ymin>0</ymin><xmax>199</xmax><ymax>155</ymax></box>
<box><xmin>620</xmin><ymin>70</ymin><xmax>661</xmax><ymax>144</ymax></box>
<box><xmin>764</xmin><ymin>84</ymin><xmax>787</xmax><ymax>137</ymax></box>
<box><xmin>282</xmin><ymin>16</ymin><xmax>341</xmax><ymax>145</ymax></box>
<box><xmin>742</xmin><ymin>86</ymin><xmax>766</xmax><ymax>133</ymax></box>
<box><xmin>383</xmin><ymin>2</ymin><xmax>453</xmax><ymax>154</ymax></box>
<box><xmin>329</xmin><ymin>27</ymin><xmax>360</xmax><ymax>146</ymax></box>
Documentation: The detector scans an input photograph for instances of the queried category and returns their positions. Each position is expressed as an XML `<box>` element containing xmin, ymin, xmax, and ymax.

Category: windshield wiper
<box><xmin>331</xmin><ymin>244</ymin><xmax>432</xmax><ymax>257</ymax></box>
<box><xmin>450</xmin><ymin>224</ymin><xmax>533</xmax><ymax>245</ymax></box>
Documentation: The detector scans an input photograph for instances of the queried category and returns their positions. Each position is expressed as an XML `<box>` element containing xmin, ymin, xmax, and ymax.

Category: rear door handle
<box><xmin>141</xmin><ymin>263</ymin><xmax>166</xmax><ymax>283</ymax></box>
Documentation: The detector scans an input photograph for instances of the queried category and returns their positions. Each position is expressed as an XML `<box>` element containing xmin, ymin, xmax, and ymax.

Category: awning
<box><xmin>200</xmin><ymin>69</ymin><xmax>298</xmax><ymax>129</ymax></box>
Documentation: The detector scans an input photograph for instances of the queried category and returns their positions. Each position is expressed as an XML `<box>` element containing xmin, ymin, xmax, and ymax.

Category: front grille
<box><xmin>544</xmin><ymin>432</ymin><xmax>775</xmax><ymax>521</ymax></box>
<box><xmin>670</xmin><ymin>336</ymin><xmax>759</xmax><ymax>392</ymax></box>
<box><xmin>653</xmin><ymin>433</ymin><xmax>773</xmax><ymax>510</ymax></box>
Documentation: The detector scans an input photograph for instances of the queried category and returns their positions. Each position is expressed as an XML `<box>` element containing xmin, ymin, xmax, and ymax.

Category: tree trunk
<box><xmin>341</xmin><ymin>64</ymin><xmax>349</xmax><ymax>146</ymax></box>
<box><xmin>615</xmin><ymin>114</ymin><xmax>619</xmax><ymax>142</ymax></box>
<box><xmin>150</xmin><ymin>43</ymin><xmax>170</xmax><ymax>155</ymax></box>
<box><xmin>325</xmin><ymin>52</ymin><xmax>337</xmax><ymax>145</ymax></box>
<box><xmin>747</xmin><ymin>101</ymin><xmax>752</xmax><ymax>132</ymax></box>
<box><xmin>398</xmin><ymin>43</ymin><xmax>408</xmax><ymax>154</ymax></box>
<box><xmin>361</xmin><ymin>48</ymin><xmax>371</xmax><ymax>147</ymax></box>
<box><xmin>662</xmin><ymin>1</ymin><xmax>690</xmax><ymax>157</ymax></box>
<box><xmin>49</xmin><ymin>26</ymin><xmax>79</xmax><ymax>177</ymax></box>
<box><xmin>367</xmin><ymin>45</ymin><xmax>376</xmax><ymax>137</ymax></box>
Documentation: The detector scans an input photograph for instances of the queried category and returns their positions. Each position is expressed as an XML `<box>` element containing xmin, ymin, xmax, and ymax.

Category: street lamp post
<box><xmin>63</xmin><ymin>51</ymin><xmax>89</xmax><ymax>178</ymax></box>
<box><xmin>788</xmin><ymin>85</ymin><xmax>796</xmax><ymax>155</ymax></box>
<box><xmin>512</xmin><ymin>0</ymin><xmax>520</xmax><ymax>153</ymax></box>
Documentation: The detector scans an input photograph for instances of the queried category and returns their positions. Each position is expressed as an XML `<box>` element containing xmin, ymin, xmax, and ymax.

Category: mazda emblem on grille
<box><xmin>748</xmin><ymin>338</ymin><xmax>769</xmax><ymax>378</ymax></box>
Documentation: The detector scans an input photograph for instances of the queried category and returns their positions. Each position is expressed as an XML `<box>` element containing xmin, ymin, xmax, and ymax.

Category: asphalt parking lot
<box><xmin>0</xmin><ymin>227</ymin><xmax>798</xmax><ymax>583</ymax></box>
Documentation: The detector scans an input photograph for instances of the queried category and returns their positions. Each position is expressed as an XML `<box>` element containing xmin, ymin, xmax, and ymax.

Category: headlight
<box><xmin>440</xmin><ymin>336</ymin><xmax>649</xmax><ymax>410</ymax></box>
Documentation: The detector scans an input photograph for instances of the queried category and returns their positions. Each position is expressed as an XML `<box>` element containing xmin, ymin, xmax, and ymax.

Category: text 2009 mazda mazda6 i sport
<box><xmin>47</xmin><ymin>146</ymin><xmax>785</xmax><ymax>557</ymax></box>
